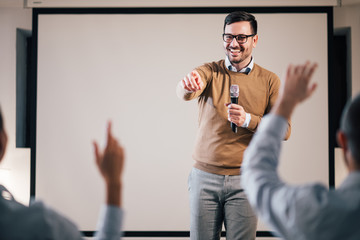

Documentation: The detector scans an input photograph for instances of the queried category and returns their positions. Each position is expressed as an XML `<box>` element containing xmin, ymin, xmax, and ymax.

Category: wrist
<box><xmin>272</xmin><ymin>97</ymin><xmax>297</xmax><ymax>119</ymax></box>
<box><xmin>106</xmin><ymin>181</ymin><xmax>122</xmax><ymax>207</ymax></box>
<box><xmin>241</xmin><ymin>113</ymin><xmax>251</xmax><ymax>128</ymax></box>
<box><xmin>106</xmin><ymin>180</ymin><xmax>122</xmax><ymax>193</ymax></box>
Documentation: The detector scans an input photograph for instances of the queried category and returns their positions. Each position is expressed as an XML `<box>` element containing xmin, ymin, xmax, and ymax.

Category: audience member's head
<box><xmin>0</xmin><ymin>107</ymin><xmax>2</xmax><ymax>131</ymax></box>
<box><xmin>0</xmin><ymin>107</ymin><xmax>7</xmax><ymax>161</ymax></box>
<box><xmin>338</xmin><ymin>94</ymin><xmax>360</xmax><ymax>170</ymax></box>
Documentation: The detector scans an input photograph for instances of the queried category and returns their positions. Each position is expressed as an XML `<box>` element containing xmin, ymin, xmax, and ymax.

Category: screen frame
<box><xmin>29</xmin><ymin>6</ymin><xmax>335</xmax><ymax>238</ymax></box>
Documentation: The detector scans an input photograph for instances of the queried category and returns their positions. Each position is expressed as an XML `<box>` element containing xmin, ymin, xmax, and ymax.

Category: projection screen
<box><xmin>32</xmin><ymin>8</ymin><xmax>331</xmax><ymax>235</ymax></box>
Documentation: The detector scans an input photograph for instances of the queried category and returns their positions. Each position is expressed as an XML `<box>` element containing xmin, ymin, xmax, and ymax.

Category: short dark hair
<box><xmin>223</xmin><ymin>11</ymin><xmax>257</xmax><ymax>35</ymax></box>
<box><xmin>340</xmin><ymin>93</ymin><xmax>360</xmax><ymax>162</ymax></box>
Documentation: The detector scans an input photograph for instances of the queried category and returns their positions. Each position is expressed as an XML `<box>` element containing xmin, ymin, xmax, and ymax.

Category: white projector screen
<box><xmin>34</xmin><ymin>9</ymin><xmax>329</xmax><ymax>233</ymax></box>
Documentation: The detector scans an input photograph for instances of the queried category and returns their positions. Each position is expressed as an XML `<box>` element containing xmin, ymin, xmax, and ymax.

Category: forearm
<box><xmin>106</xmin><ymin>182</ymin><xmax>122</xmax><ymax>207</ymax></box>
<box><xmin>95</xmin><ymin>205</ymin><xmax>124</xmax><ymax>240</ymax></box>
<box><xmin>246</xmin><ymin>113</ymin><xmax>261</xmax><ymax>132</ymax></box>
<box><xmin>242</xmin><ymin>114</ymin><xmax>288</xmax><ymax>210</ymax></box>
<box><xmin>95</xmin><ymin>182</ymin><xmax>123</xmax><ymax>240</ymax></box>
<box><xmin>271</xmin><ymin>97</ymin><xmax>297</xmax><ymax>120</ymax></box>
<box><xmin>242</xmin><ymin>62</ymin><xmax>318</xmax><ymax>240</ymax></box>
<box><xmin>241</xmin><ymin>114</ymin><xmax>289</xmax><ymax>236</ymax></box>
<box><xmin>94</xmin><ymin>121</ymin><xmax>125</xmax><ymax>240</ymax></box>
<box><xmin>245</xmin><ymin>112</ymin><xmax>290</xmax><ymax>141</ymax></box>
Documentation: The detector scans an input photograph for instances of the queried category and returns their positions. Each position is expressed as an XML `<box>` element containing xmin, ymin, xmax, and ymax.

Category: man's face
<box><xmin>223</xmin><ymin>21</ymin><xmax>258</xmax><ymax>66</ymax></box>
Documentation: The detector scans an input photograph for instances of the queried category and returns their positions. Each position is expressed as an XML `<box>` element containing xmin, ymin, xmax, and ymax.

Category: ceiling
<box><xmin>0</xmin><ymin>0</ymin><xmax>359</xmax><ymax>8</ymax></box>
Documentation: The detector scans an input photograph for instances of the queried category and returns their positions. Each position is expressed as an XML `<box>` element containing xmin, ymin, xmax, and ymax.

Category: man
<box><xmin>242</xmin><ymin>62</ymin><xmax>360</xmax><ymax>240</ymax></box>
<box><xmin>0</xmin><ymin>108</ymin><xmax>124</xmax><ymax>240</ymax></box>
<box><xmin>176</xmin><ymin>11</ymin><xmax>291</xmax><ymax>240</ymax></box>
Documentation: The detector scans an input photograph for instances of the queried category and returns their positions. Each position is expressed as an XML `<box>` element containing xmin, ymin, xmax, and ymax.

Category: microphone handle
<box><xmin>230</xmin><ymin>97</ymin><xmax>238</xmax><ymax>133</ymax></box>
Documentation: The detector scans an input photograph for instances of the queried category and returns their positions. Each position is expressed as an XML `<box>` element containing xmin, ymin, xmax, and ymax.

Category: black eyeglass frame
<box><xmin>222</xmin><ymin>33</ymin><xmax>256</xmax><ymax>44</ymax></box>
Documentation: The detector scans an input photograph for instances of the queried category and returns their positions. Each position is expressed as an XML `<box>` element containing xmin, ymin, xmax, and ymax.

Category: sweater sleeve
<box><xmin>269</xmin><ymin>75</ymin><xmax>291</xmax><ymax>140</ymax></box>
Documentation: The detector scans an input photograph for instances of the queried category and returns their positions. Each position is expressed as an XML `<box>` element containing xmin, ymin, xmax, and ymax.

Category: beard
<box><xmin>227</xmin><ymin>46</ymin><xmax>250</xmax><ymax>65</ymax></box>
<box><xmin>230</xmin><ymin>58</ymin><xmax>242</xmax><ymax>64</ymax></box>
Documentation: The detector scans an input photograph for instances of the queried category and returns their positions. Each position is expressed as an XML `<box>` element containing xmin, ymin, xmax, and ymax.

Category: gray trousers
<box><xmin>188</xmin><ymin>167</ymin><xmax>257</xmax><ymax>240</ymax></box>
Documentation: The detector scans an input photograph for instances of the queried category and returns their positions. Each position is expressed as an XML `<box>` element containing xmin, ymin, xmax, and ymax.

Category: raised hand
<box><xmin>273</xmin><ymin>62</ymin><xmax>318</xmax><ymax>119</ymax></box>
<box><xmin>93</xmin><ymin>121</ymin><xmax>125</xmax><ymax>206</ymax></box>
<box><xmin>281</xmin><ymin>62</ymin><xmax>318</xmax><ymax>104</ymax></box>
<box><xmin>181</xmin><ymin>70</ymin><xmax>204</xmax><ymax>92</ymax></box>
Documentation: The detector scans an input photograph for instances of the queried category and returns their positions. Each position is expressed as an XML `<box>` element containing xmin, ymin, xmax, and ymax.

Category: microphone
<box><xmin>230</xmin><ymin>84</ymin><xmax>239</xmax><ymax>133</ymax></box>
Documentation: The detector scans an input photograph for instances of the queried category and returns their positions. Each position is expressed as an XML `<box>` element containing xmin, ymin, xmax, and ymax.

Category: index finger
<box><xmin>93</xmin><ymin>141</ymin><xmax>101</xmax><ymax>167</ymax></box>
<box><xmin>191</xmin><ymin>70</ymin><xmax>200</xmax><ymax>79</ymax></box>
<box><xmin>193</xmin><ymin>70</ymin><xmax>204</xmax><ymax>88</ymax></box>
<box><xmin>227</xmin><ymin>103</ymin><xmax>241</xmax><ymax>110</ymax></box>
<box><xmin>305</xmin><ymin>62</ymin><xmax>318</xmax><ymax>80</ymax></box>
<box><xmin>106</xmin><ymin>121</ymin><xmax>114</xmax><ymax>146</ymax></box>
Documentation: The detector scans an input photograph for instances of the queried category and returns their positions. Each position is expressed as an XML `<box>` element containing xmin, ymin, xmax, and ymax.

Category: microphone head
<box><xmin>230</xmin><ymin>84</ymin><xmax>239</xmax><ymax>98</ymax></box>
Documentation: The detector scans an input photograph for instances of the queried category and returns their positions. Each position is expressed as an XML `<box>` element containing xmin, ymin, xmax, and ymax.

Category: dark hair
<box><xmin>223</xmin><ymin>11</ymin><xmax>257</xmax><ymax>35</ymax></box>
<box><xmin>0</xmin><ymin>107</ymin><xmax>3</xmax><ymax>133</ymax></box>
<box><xmin>340</xmin><ymin>93</ymin><xmax>360</xmax><ymax>162</ymax></box>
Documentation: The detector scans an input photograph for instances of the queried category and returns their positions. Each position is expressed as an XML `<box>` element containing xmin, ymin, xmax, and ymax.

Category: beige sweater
<box><xmin>177</xmin><ymin>60</ymin><xmax>291</xmax><ymax>175</ymax></box>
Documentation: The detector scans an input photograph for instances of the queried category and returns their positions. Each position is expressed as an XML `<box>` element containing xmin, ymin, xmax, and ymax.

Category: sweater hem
<box><xmin>194</xmin><ymin>162</ymin><xmax>241</xmax><ymax>176</ymax></box>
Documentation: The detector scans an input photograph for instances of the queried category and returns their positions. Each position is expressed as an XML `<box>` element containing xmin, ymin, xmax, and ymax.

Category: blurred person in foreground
<box><xmin>0</xmin><ymin>110</ymin><xmax>125</xmax><ymax>240</ymax></box>
<box><xmin>242</xmin><ymin>61</ymin><xmax>360</xmax><ymax>240</ymax></box>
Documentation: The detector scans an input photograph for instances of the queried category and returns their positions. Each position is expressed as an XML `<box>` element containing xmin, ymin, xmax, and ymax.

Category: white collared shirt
<box><xmin>225</xmin><ymin>56</ymin><xmax>253</xmax><ymax>128</ymax></box>
<box><xmin>225</xmin><ymin>56</ymin><xmax>254</xmax><ymax>74</ymax></box>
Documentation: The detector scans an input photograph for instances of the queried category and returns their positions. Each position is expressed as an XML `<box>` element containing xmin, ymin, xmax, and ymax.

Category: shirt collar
<box><xmin>225</xmin><ymin>56</ymin><xmax>254</xmax><ymax>74</ymax></box>
<box><xmin>339</xmin><ymin>171</ymin><xmax>360</xmax><ymax>190</ymax></box>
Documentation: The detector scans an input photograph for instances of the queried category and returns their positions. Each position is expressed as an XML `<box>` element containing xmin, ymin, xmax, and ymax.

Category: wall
<box><xmin>334</xmin><ymin>4</ymin><xmax>360</xmax><ymax>96</ymax></box>
<box><xmin>0</xmin><ymin>6</ymin><xmax>32</xmax><ymax>205</ymax></box>
<box><xmin>34</xmin><ymin>10</ymin><xmax>329</xmax><ymax>233</ymax></box>
<box><xmin>333</xmin><ymin>3</ymin><xmax>360</xmax><ymax>186</ymax></box>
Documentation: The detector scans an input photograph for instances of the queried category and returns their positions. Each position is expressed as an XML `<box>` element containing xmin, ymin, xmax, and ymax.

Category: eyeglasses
<box><xmin>222</xmin><ymin>33</ymin><xmax>256</xmax><ymax>44</ymax></box>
